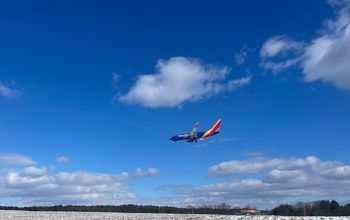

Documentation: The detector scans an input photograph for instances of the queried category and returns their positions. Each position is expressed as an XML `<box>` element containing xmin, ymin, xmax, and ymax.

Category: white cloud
<box><xmin>260</xmin><ymin>1</ymin><xmax>350</xmax><ymax>89</ymax></box>
<box><xmin>227</xmin><ymin>76</ymin><xmax>252</xmax><ymax>90</ymax></box>
<box><xmin>260</xmin><ymin>36</ymin><xmax>303</xmax><ymax>58</ymax></box>
<box><xmin>0</xmin><ymin>153</ymin><xmax>36</xmax><ymax>166</ymax></box>
<box><xmin>260</xmin><ymin>58</ymin><xmax>302</xmax><ymax>74</ymax></box>
<box><xmin>0</xmin><ymin>82</ymin><xmax>21</xmax><ymax>98</ymax></box>
<box><xmin>303</xmin><ymin>18</ymin><xmax>350</xmax><ymax>89</ymax></box>
<box><xmin>208</xmin><ymin>158</ymin><xmax>282</xmax><ymax>176</ymax></box>
<box><xmin>259</xmin><ymin>36</ymin><xmax>304</xmax><ymax>73</ymax></box>
<box><xmin>208</xmin><ymin>156</ymin><xmax>320</xmax><ymax>176</ymax></box>
<box><xmin>161</xmin><ymin>155</ymin><xmax>350</xmax><ymax>209</ymax></box>
<box><xmin>56</xmin><ymin>156</ymin><xmax>70</xmax><ymax>163</ymax></box>
<box><xmin>119</xmin><ymin>57</ymin><xmax>251</xmax><ymax>108</ymax></box>
<box><xmin>22</xmin><ymin>167</ymin><xmax>47</xmax><ymax>177</ymax></box>
<box><xmin>1</xmin><ymin>167</ymin><xmax>159</xmax><ymax>205</ymax></box>
<box><xmin>0</xmin><ymin>152</ymin><xmax>160</xmax><ymax>205</ymax></box>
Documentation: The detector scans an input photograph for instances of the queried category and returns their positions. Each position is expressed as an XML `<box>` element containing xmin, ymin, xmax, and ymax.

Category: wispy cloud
<box><xmin>112</xmin><ymin>72</ymin><xmax>120</xmax><ymax>88</ymax></box>
<box><xmin>0</xmin><ymin>153</ymin><xmax>36</xmax><ymax>166</ymax></box>
<box><xmin>259</xmin><ymin>36</ymin><xmax>304</xmax><ymax>73</ymax></box>
<box><xmin>118</xmin><ymin>57</ymin><xmax>251</xmax><ymax>108</ymax></box>
<box><xmin>56</xmin><ymin>156</ymin><xmax>70</xmax><ymax>163</ymax></box>
<box><xmin>234</xmin><ymin>46</ymin><xmax>257</xmax><ymax>65</ymax></box>
<box><xmin>227</xmin><ymin>76</ymin><xmax>251</xmax><ymax>91</ymax></box>
<box><xmin>0</xmin><ymin>82</ymin><xmax>21</xmax><ymax>98</ymax></box>
<box><xmin>260</xmin><ymin>36</ymin><xmax>304</xmax><ymax>58</ymax></box>
<box><xmin>241</xmin><ymin>151</ymin><xmax>264</xmax><ymax>158</ymax></box>
<box><xmin>234</xmin><ymin>46</ymin><xmax>252</xmax><ymax>65</ymax></box>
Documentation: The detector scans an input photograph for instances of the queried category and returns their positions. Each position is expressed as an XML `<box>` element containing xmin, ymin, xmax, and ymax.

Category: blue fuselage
<box><xmin>170</xmin><ymin>131</ymin><xmax>219</xmax><ymax>142</ymax></box>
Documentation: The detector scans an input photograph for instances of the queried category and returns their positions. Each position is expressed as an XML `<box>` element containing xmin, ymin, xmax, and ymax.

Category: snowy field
<box><xmin>0</xmin><ymin>210</ymin><xmax>350</xmax><ymax>220</ymax></box>
<box><xmin>1</xmin><ymin>211</ymin><xmax>350</xmax><ymax>220</ymax></box>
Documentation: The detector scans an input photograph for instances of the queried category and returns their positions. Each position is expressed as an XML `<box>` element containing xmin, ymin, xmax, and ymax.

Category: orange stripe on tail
<box><xmin>202</xmin><ymin>119</ymin><xmax>222</xmax><ymax>139</ymax></box>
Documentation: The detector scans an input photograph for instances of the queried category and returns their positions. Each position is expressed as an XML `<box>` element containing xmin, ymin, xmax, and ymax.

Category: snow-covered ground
<box><xmin>1</xmin><ymin>211</ymin><xmax>350</xmax><ymax>220</ymax></box>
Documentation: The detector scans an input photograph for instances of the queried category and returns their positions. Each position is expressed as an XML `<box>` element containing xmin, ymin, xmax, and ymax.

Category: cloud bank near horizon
<box><xmin>2</xmin><ymin>152</ymin><xmax>350</xmax><ymax>209</ymax></box>
<box><xmin>0</xmin><ymin>152</ymin><xmax>159</xmax><ymax>206</ymax></box>
<box><xmin>158</xmin><ymin>155</ymin><xmax>350</xmax><ymax>209</ymax></box>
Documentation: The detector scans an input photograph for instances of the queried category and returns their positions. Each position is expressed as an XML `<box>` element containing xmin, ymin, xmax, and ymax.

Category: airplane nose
<box><xmin>170</xmin><ymin>136</ymin><xmax>176</xmax><ymax>141</ymax></box>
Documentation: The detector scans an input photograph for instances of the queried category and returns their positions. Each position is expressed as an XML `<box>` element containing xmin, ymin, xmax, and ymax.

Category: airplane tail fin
<box><xmin>201</xmin><ymin>119</ymin><xmax>222</xmax><ymax>139</ymax></box>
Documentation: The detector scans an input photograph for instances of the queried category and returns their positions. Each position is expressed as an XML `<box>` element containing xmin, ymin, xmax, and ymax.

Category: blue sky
<box><xmin>1</xmin><ymin>0</ymin><xmax>350</xmax><ymax>208</ymax></box>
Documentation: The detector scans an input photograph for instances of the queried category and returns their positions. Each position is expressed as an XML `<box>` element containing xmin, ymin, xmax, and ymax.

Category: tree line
<box><xmin>272</xmin><ymin>200</ymin><xmax>350</xmax><ymax>216</ymax></box>
<box><xmin>1</xmin><ymin>200</ymin><xmax>350</xmax><ymax>216</ymax></box>
<box><xmin>0</xmin><ymin>204</ymin><xmax>240</xmax><ymax>215</ymax></box>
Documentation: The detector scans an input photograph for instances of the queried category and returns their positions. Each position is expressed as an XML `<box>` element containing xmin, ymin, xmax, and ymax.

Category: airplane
<box><xmin>170</xmin><ymin>119</ymin><xmax>222</xmax><ymax>143</ymax></box>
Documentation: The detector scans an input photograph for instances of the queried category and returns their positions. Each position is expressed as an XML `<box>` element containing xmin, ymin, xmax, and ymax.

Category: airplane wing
<box><xmin>190</xmin><ymin>121</ymin><xmax>199</xmax><ymax>138</ymax></box>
